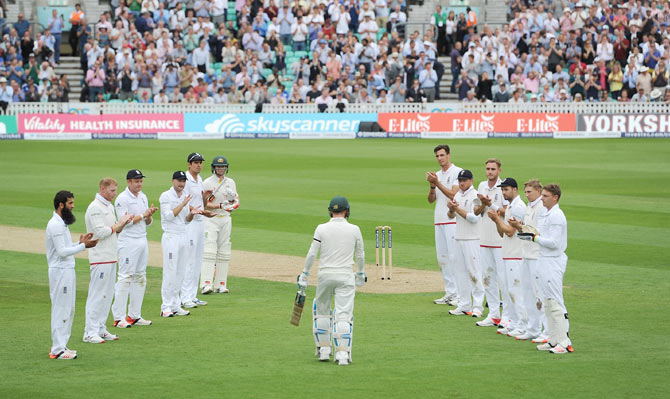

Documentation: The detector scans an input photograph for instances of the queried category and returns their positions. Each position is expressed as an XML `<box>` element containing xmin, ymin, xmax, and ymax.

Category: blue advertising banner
<box><xmin>184</xmin><ymin>113</ymin><xmax>377</xmax><ymax>134</ymax></box>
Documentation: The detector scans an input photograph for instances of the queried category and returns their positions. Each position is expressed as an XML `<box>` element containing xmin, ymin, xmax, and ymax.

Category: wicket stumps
<box><xmin>375</xmin><ymin>226</ymin><xmax>392</xmax><ymax>280</ymax></box>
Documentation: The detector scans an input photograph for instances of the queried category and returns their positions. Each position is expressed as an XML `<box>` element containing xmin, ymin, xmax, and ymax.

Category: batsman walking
<box><xmin>298</xmin><ymin>196</ymin><xmax>366</xmax><ymax>366</ymax></box>
<box><xmin>201</xmin><ymin>155</ymin><xmax>239</xmax><ymax>294</ymax></box>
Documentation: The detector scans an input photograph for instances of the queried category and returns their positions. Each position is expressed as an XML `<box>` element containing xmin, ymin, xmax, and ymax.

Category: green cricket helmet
<box><xmin>328</xmin><ymin>196</ymin><xmax>350</xmax><ymax>217</ymax></box>
<box><xmin>211</xmin><ymin>155</ymin><xmax>229</xmax><ymax>174</ymax></box>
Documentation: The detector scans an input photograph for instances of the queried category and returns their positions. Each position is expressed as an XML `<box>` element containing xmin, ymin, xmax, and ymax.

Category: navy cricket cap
<box><xmin>172</xmin><ymin>171</ymin><xmax>187</xmax><ymax>180</ymax></box>
<box><xmin>457</xmin><ymin>169</ymin><xmax>474</xmax><ymax>180</ymax></box>
<box><xmin>126</xmin><ymin>169</ymin><xmax>145</xmax><ymax>179</ymax></box>
<box><xmin>498</xmin><ymin>177</ymin><xmax>518</xmax><ymax>188</ymax></box>
<box><xmin>187</xmin><ymin>152</ymin><xmax>204</xmax><ymax>162</ymax></box>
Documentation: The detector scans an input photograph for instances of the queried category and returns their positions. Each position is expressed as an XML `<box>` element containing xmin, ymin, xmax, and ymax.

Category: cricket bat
<box><xmin>289</xmin><ymin>289</ymin><xmax>306</xmax><ymax>326</ymax></box>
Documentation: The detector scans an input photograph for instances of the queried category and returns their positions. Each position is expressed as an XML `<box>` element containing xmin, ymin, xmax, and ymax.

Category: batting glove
<box><xmin>297</xmin><ymin>272</ymin><xmax>308</xmax><ymax>290</ymax></box>
<box><xmin>355</xmin><ymin>272</ymin><xmax>367</xmax><ymax>287</ymax></box>
<box><xmin>517</xmin><ymin>232</ymin><xmax>537</xmax><ymax>242</ymax></box>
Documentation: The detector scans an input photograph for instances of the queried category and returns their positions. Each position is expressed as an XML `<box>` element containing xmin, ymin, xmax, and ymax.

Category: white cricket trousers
<box><xmin>112</xmin><ymin>236</ymin><xmax>149</xmax><ymax>321</ymax></box>
<box><xmin>503</xmin><ymin>258</ymin><xmax>525</xmax><ymax>331</ymax></box>
<box><xmin>479</xmin><ymin>246</ymin><xmax>506</xmax><ymax>319</ymax></box>
<box><xmin>84</xmin><ymin>262</ymin><xmax>117</xmax><ymax>338</ymax></box>
<box><xmin>315</xmin><ymin>272</ymin><xmax>355</xmax><ymax>354</ymax></box>
<box><xmin>181</xmin><ymin>220</ymin><xmax>204</xmax><ymax>303</ymax></box>
<box><xmin>161</xmin><ymin>232</ymin><xmax>188</xmax><ymax>312</ymax></box>
<box><xmin>434</xmin><ymin>223</ymin><xmax>457</xmax><ymax>297</ymax></box>
<box><xmin>454</xmin><ymin>239</ymin><xmax>484</xmax><ymax>313</ymax></box>
<box><xmin>538</xmin><ymin>254</ymin><xmax>568</xmax><ymax>313</ymax></box>
<box><xmin>201</xmin><ymin>215</ymin><xmax>232</xmax><ymax>290</ymax></box>
<box><xmin>49</xmin><ymin>267</ymin><xmax>75</xmax><ymax>355</ymax></box>
<box><xmin>521</xmin><ymin>258</ymin><xmax>544</xmax><ymax>336</ymax></box>
<box><xmin>538</xmin><ymin>254</ymin><xmax>570</xmax><ymax>346</ymax></box>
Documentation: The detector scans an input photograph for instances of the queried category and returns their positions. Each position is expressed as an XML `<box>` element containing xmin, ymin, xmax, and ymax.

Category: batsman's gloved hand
<box><xmin>517</xmin><ymin>232</ymin><xmax>537</xmax><ymax>242</ymax></box>
<box><xmin>297</xmin><ymin>272</ymin><xmax>309</xmax><ymax>290</ymax></box>
<box><xmin>355</xmin><ymin>272</ymin><xmax>367</xmax><ymax>287</ymax></box>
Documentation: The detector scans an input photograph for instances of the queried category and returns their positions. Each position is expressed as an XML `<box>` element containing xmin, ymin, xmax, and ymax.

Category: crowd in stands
<box><xmin>451</xmin><ymin>0</ymin><xmax>670</xmax><ymax>103</ymax></box>
<box><xmin>1</xmin><ymin>0</ymin><xmax>670</xmax><ymax>110</ymax></box>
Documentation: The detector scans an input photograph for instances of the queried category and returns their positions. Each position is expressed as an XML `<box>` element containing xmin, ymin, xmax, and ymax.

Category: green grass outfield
<box><xmin>0</xmin><ymin>139</ymin><xmax>669</xmax><ymax>397</ymax></box>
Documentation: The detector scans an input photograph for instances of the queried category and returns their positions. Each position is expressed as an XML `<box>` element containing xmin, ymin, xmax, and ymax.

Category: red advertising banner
<box><xmin>378</xmin><ymin>113</ymin><xmax>575</xmax><ymax>133</ymax></box>
<box><xmin>18</xmin><ymin>114</ymin><xmax>184</xmax><ymax>133</ymax></box>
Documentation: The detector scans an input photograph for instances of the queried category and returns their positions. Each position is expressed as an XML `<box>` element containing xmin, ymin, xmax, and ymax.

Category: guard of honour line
<box><xmin>46</xmin><ymin>147</ymin><xmax>573</xmax><ymax>363</ymax></box>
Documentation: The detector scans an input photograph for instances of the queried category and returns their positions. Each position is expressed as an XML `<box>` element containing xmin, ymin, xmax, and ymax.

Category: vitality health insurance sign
<box><xmin>18</xmin><ymin>114</ymin><xmax>184</xmax><ymax>134</ymax></box>
<box><xmin>184</xmin><ymin>113</ymin><xmax>377</xmax><ymax>138</ymax></box>
<box><xmin>378</xmin><ymin>113</ymin><xmax>575</xmax><ymax>136</ymax></box>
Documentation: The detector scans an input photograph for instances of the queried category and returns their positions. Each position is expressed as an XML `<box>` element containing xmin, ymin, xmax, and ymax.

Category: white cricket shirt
<box><xmin>159</xmin><ymin>187</ymin><xmax>191</xmax><ymax>234</ymax></box>
<box><xmin>502</xmin><ymin>195</ymin><xmax>527</xmax><ymax>259</ymax></box>
<box><xmin>536</xmin><ymin>204</ymin><xmax>567</xmax><ymax>257</ymax></box>
<box><xmin>203</xmin><ymin>175</ymin><xmax>238</xmax><ymax>217</ymax></box>
<box><xmin>454</xmin><ymin>185</ymin><xmax>479</xmax><ymax>240</ymax></box>
<box><xmin>478</xmin><ymin>178</ymin><xmax>504</xmax><ymax>247</ymax></box>
<box><xmin>303</xmin><ymin>218</ymin><xmax>365</xmax><ymax>274</ymax></box>
<box><xmin>521</xmin><ymin>197</ymin><xmax>542</xmax><ymax>260</ymax></box>
<box><xmin>434</xmin><ymin>163</ymin><xmax>463</xmax><ymax>225</ymax></box>
<box><xmin>46</xmin><ymin>212</ymin><xmax>85</xmax><ymax>269</ymax></box>
<box><xmin>185</xmin><ymin>171</ymin><xmax>204</xmax><ymax>222</ymax></box>
<box><xmin>115</xmin><ymin>187</ymin><xmax>151</xmax><ymax>239</ymax></box>
<box><xmin>85</xmin><ymin>193</ymin><xmax>119</xmax><ymax>265</ymax></box>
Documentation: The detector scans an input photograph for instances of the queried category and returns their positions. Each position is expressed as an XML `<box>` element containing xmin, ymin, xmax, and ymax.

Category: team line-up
<box><xmin>426</xmin><ymin>145</ymin><xmax>573</xmax><ymax>355</ymax></box>
<box><xmin>46</xmin><ymin>153</ymin><xmax>237</xmax><ymax>360</ymax></box>
<box><xmin>44</xmin><ymin>147</ymin><xmax>573</xmax><ymax>362</ymax></box>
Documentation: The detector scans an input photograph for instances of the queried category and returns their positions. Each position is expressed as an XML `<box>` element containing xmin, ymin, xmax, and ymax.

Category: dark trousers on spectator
<box><xmin>433</xmin><ymin>61</ymin><xmax>444</xmax><ymax>99</ymax></box>
<box><xmin>437</xmin><ymin>27</ymin><xmax>447</xmax><ymax>56</ymax></box>
<box><xmin>293</xmin><ymin>40</ymin><xmax>306</xmax><ymax>51</ymax></box>
<box><xmin>69</xmin><ymin>28</ymin><xmax>79</xmax><ymax>56</ymax></box>
<box><xmin>53</xmin><ymin>33</ymin><xmax>62</xmax><ymax>63</ymax></box>
<box><xmin>0</xmin><ymin>101</ymin><xmax>8</xmax><ymax>112</ymax></box>
<box><xmin>89</xmin><ymin>86</ymin><xmax>103</xmax><ymax>102</ymax></box>
<box><xmin>280</xmin><ymin>34</ymin><xmax>292</xmax><ymax>46</ymax></box>
<box><xmin>197</xmin><ymin>64</ymin><xmax>207</xmax><ymax>74</ymax></box>
<box><xmin>451</xmin><ymin>66</ymin><xmax>460</xmax><ymax>93</ymax></box>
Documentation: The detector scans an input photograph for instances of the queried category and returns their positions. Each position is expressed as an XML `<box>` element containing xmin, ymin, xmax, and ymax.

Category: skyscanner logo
<box><xmin>202</xmin><ymin>114</ymin><xmax>362</xmax><ymax>134</ymax></box>
<box><xmin>205</xmin><ymin>114</ymin><xmax>245</xmax><ymax>133</ymax></box>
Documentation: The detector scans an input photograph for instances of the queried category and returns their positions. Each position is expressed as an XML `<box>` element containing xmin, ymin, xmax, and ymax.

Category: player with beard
<box><xmin>46</xmin><ymin>190</ymin><xmax>98</xmax><ymax>359</ymax></box>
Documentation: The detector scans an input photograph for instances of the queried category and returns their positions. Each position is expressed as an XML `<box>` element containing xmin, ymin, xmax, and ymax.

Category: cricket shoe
<box><xmin>515</xmin><ymin>332</ymin><xmax>538</xmax><ymax>341</ymax></box>
<box><xmin>193</xmin><ymin>298</ymin><xmax>208</xmax><ymax>306</ymax></box>
<box><xmin>201</xmin><ymin>285</ymin><xmax>213</xmax><ymax>295</ymax></box>
<box><xmin>549</xmin><ymin>344</ymin><xmax>574</xmax><ymax>354</ymax></box>
<box><xmin>476</xmin><ymin>316</ymin><xmax>498</xmax><ymax>327</ymax></box>
<box><xmin>126</xmin><ymin>316</ymin><xmax>152</xmax><ymax>326</ymax></box>
<box><xmin>471</xmin><ymin>310</ymin><xmax>483</xmax><ymax>318</ymax></box>
<box><xmin>215</xmin><ymin>287</ymin><xmax>229</xmax><ymax>293</ymax></box>
<box><xmin>160</xmin><ymin>311</ymin><xmax>175</xmax><ymax>318</ymax></box>
<box><xmin>537</xmin><ymin>343</ymin><xmax>554</xmax><ymax>351</ymax></box>
<box><xmin>83</xmin><ymin>334</ymin><xmax>105</xmax><ymax>344</ymax></box>
<box><xmin>496</xmin><ymin>327</ymin><xmax>510</xmax><ymax>336</ymax></box>
<box><xmin>532</xmin><ymin>335</ymin><xmax>549</xmax><ymax>344</ymax></box>
<box><xmin>334</xmin><ymin>351</ymin><xmax>349</xmax><ymax>366</ymax></box>
<box><xmin>507</xmin><ymin>329</ymin><xmax>525</xmax><ymax>338</ymax></box>
<box><xmin>113</xmin><ymin>319</ymin><xmax>132</xmax><ymax>328</ymax></box>
<box><xmin>101</xmin><ymin>331</ymin><xmax>119</xmax><ymax>341</ymax></box>
<box><xmin>49</xmin><ymin>349</ymin><xmax>78</xmax><ymax>360</ymax></box>
<box><xmin>449</xmin><ymin>308</ymin><xmax>473</xmax><ymax>316</ymax></box>
<box><xmin>318</xmin><ymin>347</ymin><xmax>332</xmax><ymax>362</ymax></box>
<box><xmin>174</xmin><ymin>308</ymin><xmax>191</xmax><ymax>316</ymax></box>
<box><xmin>182</xmin><ymin>301</ymin><xmax>197</xmax><ymax>309</ymax></box>
<box><xmin>434</xmin><ymin>294</ymin><xmax>456</xmax><ymax>305</ymax></box>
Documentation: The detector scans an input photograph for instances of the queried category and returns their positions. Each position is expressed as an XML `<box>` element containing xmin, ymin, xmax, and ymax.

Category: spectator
<box><xmin>85</xmin><ymin>59</ymin><xmax>105</xmax><ymax>102</ymax></box>
<box><xmin>291</xmin><ymin>15</ymin><xmax>308</xmax><ymax>51</ymax></box>
<box><xmin>493</xmin><ymin>82</ymin><xmax>510</xmax><ymax>102</ymax></box>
